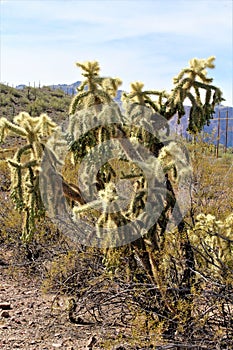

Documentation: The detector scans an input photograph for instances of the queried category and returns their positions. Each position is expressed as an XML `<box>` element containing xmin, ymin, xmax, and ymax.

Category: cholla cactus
<box><xmin>72</xmin><ymin>181</ymin><xmax>129</xmax><ymax>247</ymax></box>
<box><xmin>167</xmin><ymin>56</ymin><xmax>224</xmax><ymax>132</ymax></box>
<box><xmin>126</xmin><ymin>177</ymin><xmax>147</xmax><ymax>219</ymax></box>
<box><xmin>188</xmin><ymin>213</ymin><xmax>233</xmax><ymax>279</ymax></box>
<box><xmin>0</xmin><ymin>113</ymin><xmax>56</xmax><ymax>158</ymax></box>
<box><xmin>66</xmin><ymin>58</ymin><xmax>224</xmax><ymax>289</ymax></box>
<box><xmin>158</xmin><ymin>141</ymin><xmax>192</xmax><ymax>184</ymax></box>
<box><xmin>69</xmin><ymin>61</ymin><xmax>122</xmax><ymax>114</ymax></box>
<box><xmin>122</xmin><ymin>57</ymin><xmax>224</xmax><ymax>134</ymax></box>
<box><xmin>67</xmin><ymin>62</ymin><xmax>123</xmax><ymax>174</ymax></box>
<box><xmin>122</xmin><ymin>81</ymin><xmax>169</xmax><ymax>114</ymax></box>
<box><xmin>0</xmin><ymin>112</ymin><xmax>57</xmax><ymax>242</ymax></box>
<box><xmin>102</xmin><ymin>77</ymin><xmax>122</xmax><ymax>98</ymax></box>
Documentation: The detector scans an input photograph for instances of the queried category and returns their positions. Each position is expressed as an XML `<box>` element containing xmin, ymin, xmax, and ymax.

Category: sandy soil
<box><xmin>0</xmin><ymin>253</ymin><xmax>104</xmax><ymax>350</ymax></box>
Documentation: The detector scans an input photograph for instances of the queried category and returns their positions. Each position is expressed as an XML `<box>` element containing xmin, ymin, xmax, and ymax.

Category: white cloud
<box><xmin>2</xmin><ymin>0</ymin><xmax>232</xmax><ymax>40</ymax></box>
<box><xmin>0</xmin><ymin>0</ymin><xmax>232</xmax><ymax>105</ymax></box>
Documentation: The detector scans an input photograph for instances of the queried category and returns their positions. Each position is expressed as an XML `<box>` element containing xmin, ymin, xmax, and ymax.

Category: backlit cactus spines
<box><xmin>102</xmin><ymin>77</ymin><xmax>122</xmax><ymax>98</ymax></box>
<box><xmin>69</xmin><ymin>61</ymin><xmax>122</xmax><ymax>114</ymax></box>
<box><xmin>8</xmin><ymin>159</ymin><xmax>24</xmax><ymax>210</ymax></box>
<box><xmin>169</xmin><ymin>56</ymin><xmax>223</xmax><ymax>132</ymax></box>
<box><xmin>0</xmin><ymin>112</ymin><xmax>58</xmax><ymax>242</ymax></box>
<box><xmin>158</xmin><ymin>141</ymin><xmax>191</xmax><ymax>184</ymax></box>
<box><xmin>0</xmin><ymin>117</ymin><xmax>27</xmax><ymax>142</ymax></box>
<box><xmin>122</xmin><ymin>81</ymin><xmax>169</xmax><ymax>115</ymax></box>
<box><xmin>121</xmin><ymin>57</ymin><xmax>224</xmax><ymax>134</ymax></box>
<box><xmin>188</xmin><ymin>213</ymin><xmax>233</xmax><ymax>278</ymax></box>
<box><xmin>126</xmin><ymin>177</ymin><xmax>147</xmax><ymax>219</ymax></box>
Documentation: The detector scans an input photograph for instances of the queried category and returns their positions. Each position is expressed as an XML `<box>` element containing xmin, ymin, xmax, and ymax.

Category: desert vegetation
<box><xmin>0</xmin><ymin>83</ymin><xmax>71</xmax><ymax>124</ymax></box>
<box><xmin>0</xmin><ymin>57</ymin><xmax>232</xmax><ymax>349</ymax></box>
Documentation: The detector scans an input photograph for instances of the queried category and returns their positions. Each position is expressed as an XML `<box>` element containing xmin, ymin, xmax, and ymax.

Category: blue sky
<box><xmin>0</xmin><ymin>0</ymin><xmax>232</xmax><ymax>105</ymax></box>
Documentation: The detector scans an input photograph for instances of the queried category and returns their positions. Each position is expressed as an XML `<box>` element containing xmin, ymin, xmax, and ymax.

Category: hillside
<box><xmin>0</xmin><ymin>83</ymin><xmax>72</xmax><ymax>124</ymax></box>
<box><xmin>0</xmin><ymin>82</ymin><xmax>122</xmax><ymax>122</ymax></box>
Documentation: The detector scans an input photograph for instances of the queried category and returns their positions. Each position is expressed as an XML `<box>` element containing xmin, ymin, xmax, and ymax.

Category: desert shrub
<box><xmin>12</xmin><ymin>90</ymin><xmax>22</xmax><ymax>98</ymax></box>
<box><xmin>0</xmin><ymin>191</ymin><xmax>21</xmax><ymax>244</ymax></box>
<box><xmin>188</xmin><ymin>137</ymin><xmax>233</xmax><ymax>219</ymax></box>
<box><xmin>42</xmin><ymin>247</ymin><xmax>104</xmax><ymax>294</ymax></box>
<box><xmin>51</xmin><ymin>89</ymin><xmax>65</xmax><ymax>98</ymax></box>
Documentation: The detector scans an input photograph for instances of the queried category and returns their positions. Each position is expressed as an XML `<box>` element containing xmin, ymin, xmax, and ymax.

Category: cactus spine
<box><xmin>0</xmin><ymin>112</ymin><xmax>57</xmax><ymax>242</ymax></box>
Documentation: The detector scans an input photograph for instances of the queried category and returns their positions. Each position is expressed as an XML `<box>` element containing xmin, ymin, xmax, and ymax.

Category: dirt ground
<box><xmin>0</xmin><ymin>249</ymin><xmax>109</xmax><ymax>350</ymax></box>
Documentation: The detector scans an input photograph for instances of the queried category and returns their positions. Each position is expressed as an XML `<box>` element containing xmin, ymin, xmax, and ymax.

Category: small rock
<box><xmin>52</xmin><ymin>343</ymin><xmax>63</xmax><ymax>348</ymax></box>
<box><xmin>1</xmin><ymin>310</ymin><xmax>10</xmax><ymax>318</ymax></box>
<box><xmin>0</xmin><ymin>260</ymin><xmax>7</xmax><ymax>266</ymax></box>
<box><xmin>8</xmin><ymin>337</ymin><xmax>16</xmax><ymax>341</ymax></box>
<box><xmin>24</xmin><ymin>290</ymin><xmax>33</xmax><ymax>295</ymax></box>
<box><xmin>0</xmin><ymin>302</ymin><xmax>12</xmax><ymax>310</ymax></box>
<box><xmin>54</xmin><ymin>333</ymin><xmax>62</xmax><ymax>337</ymax></box>
<box><xmin>15</xmin><ymin>311</ymin><xmax>23</xmax><ymax>315</ymax></box>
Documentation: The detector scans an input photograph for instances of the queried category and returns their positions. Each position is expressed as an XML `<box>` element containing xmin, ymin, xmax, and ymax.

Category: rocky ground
<box><xmin>0</xmin><ymin>167</ymin><xmax>130</xmax><ymax>350</ymax></box>
<box><xmin>0</xmin><ymin>249</ymin><xmax>107</xmax><ymax>350</ymax></box>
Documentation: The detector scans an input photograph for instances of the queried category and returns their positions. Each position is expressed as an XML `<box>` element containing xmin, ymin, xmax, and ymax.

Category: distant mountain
<box><xmin>48</xmin><ymin>81</ymin><xmax>81</xmax><ymax>95</ymax></box>
<box><xmin>169</xmin><ymin>105</ymin><xmax>233</xmax><ymax>147</ymax></box>
<box><xmin>15</xmin><ymin>84</ymin><xmax>27</xmax><ymax>90</ymax></box>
